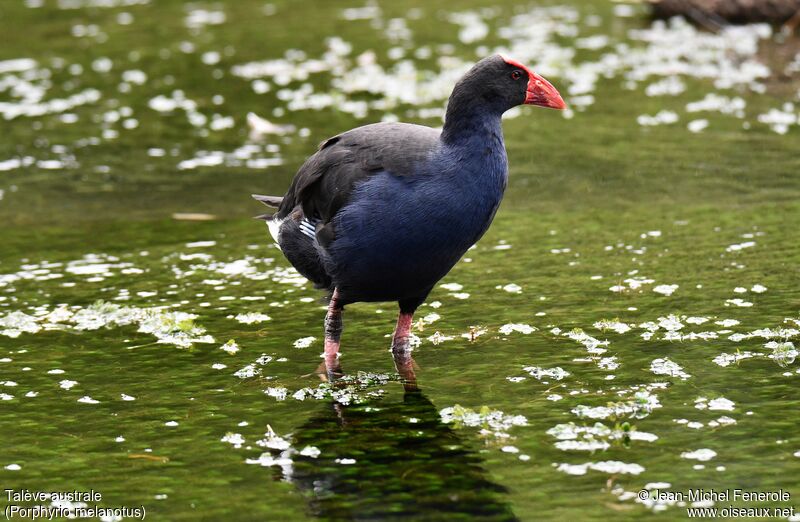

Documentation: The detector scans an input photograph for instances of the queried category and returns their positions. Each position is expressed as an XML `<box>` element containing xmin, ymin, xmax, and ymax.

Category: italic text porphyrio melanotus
<box><xmin>253</xmin><ymin>55</ymin><xmax>566</xmax><ymax>379</ymax></box>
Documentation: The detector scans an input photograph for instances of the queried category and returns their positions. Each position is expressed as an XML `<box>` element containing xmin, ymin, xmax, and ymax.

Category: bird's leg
<box><xmin>391</xmin><ymin>311</ymin><xmax>417</xmax><ymax>390</ymax></box>
<box><xmin>323</xmin><ymin>288</ymin><xmax>344</xmax><ymax>379</ymax></box>
<box><xmin>391</xmin><ymin>311</ymin><xmax>414</xmax><ymax>355</ymax></box>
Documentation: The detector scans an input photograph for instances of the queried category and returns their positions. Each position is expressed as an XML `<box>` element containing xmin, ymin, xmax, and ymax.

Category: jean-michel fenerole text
<box><xmin>652</xmin><ymin>488</ymin><xmax>791</xmax><ymax>503</ymax></box>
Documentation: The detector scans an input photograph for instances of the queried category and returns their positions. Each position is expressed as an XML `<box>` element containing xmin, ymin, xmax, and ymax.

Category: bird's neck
<box><xmin>441</xmin><ymin>92</ymin><xmax>505</xmax><ymax>148</ymax></box>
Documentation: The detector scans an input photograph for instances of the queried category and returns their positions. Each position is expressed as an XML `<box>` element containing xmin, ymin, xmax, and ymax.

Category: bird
<box><xmin>253</xmin><ymin>54</ymin><xmax>565</xmax><ymax>379</ymax></box>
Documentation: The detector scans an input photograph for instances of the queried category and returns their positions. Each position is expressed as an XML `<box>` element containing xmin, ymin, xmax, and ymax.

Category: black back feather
<box><xmin>275</xmin><ymin>122</ymin><xmax>440</xmax><ymax>242</ymax></box>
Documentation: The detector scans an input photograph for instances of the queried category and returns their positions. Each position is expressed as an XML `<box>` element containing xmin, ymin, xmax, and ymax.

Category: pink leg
<box><xmin>391</xmin><ymin>312</ymin><xmax>418</xmax><ymax>390</ymax></box>
<box><xmin>323</xmin><ymin>289</ymin><xmax>343</xmax><ymax>377</ymax></box>
<box><xmin>391</xmin><ymin>312</ymin><xmax>414</xmax><ymax>354</ymax></box>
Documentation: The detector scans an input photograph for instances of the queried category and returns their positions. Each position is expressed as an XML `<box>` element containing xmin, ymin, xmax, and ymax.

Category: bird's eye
<box><xmin>510</xmin><ymin>70</ymin><xmax>522</xmax><ymax>80</ymax></box>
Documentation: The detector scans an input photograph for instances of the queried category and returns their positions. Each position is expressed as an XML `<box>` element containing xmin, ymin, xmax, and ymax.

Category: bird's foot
<box><xmin>321</xmin><ymin>288</ymin><xmax>344</xmax><ymax>382</ymax></box>
<box><xmin>391</xmin><ymin>311</ymin><xmax>418</xmax><ymax>390</ymax></box>
<box><xmin>315</xmin><ymin>359</ymin><xmax>344</xmax><ymax>383</ymax></box>
<box><xmin>322</xmin><ymin>337</ymin><xmax>344</xmax><ymax>382</ymax></box>
<box><xmin>391</xmin><ymin>334</ymin><xmax>418</xmax><ymax>391</ymax></box>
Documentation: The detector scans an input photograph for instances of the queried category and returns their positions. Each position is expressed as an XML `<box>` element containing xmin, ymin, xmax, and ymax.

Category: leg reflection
<box><xmin>271</xmin><ymin>387</ymin><xmax>518</xmax><ymax>521</ymax></box>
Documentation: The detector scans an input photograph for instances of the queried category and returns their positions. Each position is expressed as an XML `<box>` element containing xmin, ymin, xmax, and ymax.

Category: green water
<box><xmin>1</xmin><ymin>0</ymin><xmax>799</xmax><ymax>520</ymax></box>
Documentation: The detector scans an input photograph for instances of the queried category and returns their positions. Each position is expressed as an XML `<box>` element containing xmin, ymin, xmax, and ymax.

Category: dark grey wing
<box><xmin>275</xmin><ymin>122</ymin><xmax>440</xmax><ymax>246</ymax></box>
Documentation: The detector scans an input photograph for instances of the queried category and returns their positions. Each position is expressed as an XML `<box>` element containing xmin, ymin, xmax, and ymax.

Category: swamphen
<box><xmin>253</xmin><ymin>55</ymin><xmax>566</xmax><ymax>377</ymax></box>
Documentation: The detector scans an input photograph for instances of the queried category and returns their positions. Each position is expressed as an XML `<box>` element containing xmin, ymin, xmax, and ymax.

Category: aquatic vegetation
<box><xmin>766</xmin><ymin>341</ymin><xmax>798</xmax><ymax>367</ymax></box>
<box><xmin>233</xmin><ymin>312</ymin><xmax>271</xmax><ymax>324</ymax></box>
<box><xmin>674</xmin><ymin>416</ymin><xmax>736</xmax><ymax>430</ymax></box>
<box><xmin>233</xmin><ymin>354</ymin><xmax>273</xmax><ymax>379</ymax></box>
<box><xmin>0</xmin><ymin>300</ymin><xmax>213</xmax><ymax>347</ymax></box>
<box><xmin>242</xmin><ymin>425</ymin><xmax>324</xmax><ymax>484</ymax></box>
<box><xmin>439</xmin><ymin>405</ymin><xmax>528</xmax><ymax>440</ymax></box>
<box><xmin>695</xmin><ymin>397</ymin><xmax>736</xmax><ymax>412</ymax></box>
<box><xmin>687</xmin><ymin>119</ymin><xmax>708</xmax><ymax>133</ymax></box>
<box><xmin>547</xmin><ymin>421</ymin><xmax>657</xmax><ymax>452</ymax></box>
<box><xmin>264</xmin><ymin>387</ymin><xmax>288</xmax><ymax>401</ymax></box>
<box><xmin>220</xmin><ymin>339</ymin><xmax>240</xmax><ymax>354</ymax></box>
<box><xmin>650</xmin><ymin>358</ymin><xmax>691</xmax><ymax>380</ymax></box>
<box><xmin>572</xmin><ymin>387</ymin><xmax>664</xmax><ymax>421</ymax></box>
<box><xmin>257</xmin><ymin>426</ymin><xmax>291</xmax><ymax>451</ymax></box>
<box><xmin>291</xmin><ymin>336</ymin><xmax>315</xmax><ymax>349</ymax></box>
<box><xmin>653</xmin><ymin>284</ymin><xmax>679</xmax><ymax>296</ymax></box>
<box><xmin>637</xmin><ymin>110</ymin><xmax>679</xmax><ymax>126</ymax></box>
<box><xmin>553</xmin><ymin>439</ymin><xmax>610</xmax><ymax>452</ymax></box>
<box><xmin>726</xmin><ymin>240</ymin><xmax>757</xmax><ymax>252</ymax></box>
<box><xmin>498</xmin><ymin>323</ymin><xmax>536</xmax><ymax>335</ymax></box>
<box><xmin>299</xmin><ymin>446</ymin><xmax>321</xmax><ymax>458</ymax></box>
<box><xmin>608</xmin><ymin>276</ymin><xmax>656</xmax><ymax>293</ymax></box>
<box><xmin>555</xmin><ymin>460</ymin><xmax>645</xmax><ymax>476</ymax></box>
<box><xmin>713</xmin><ymin>351</ymin><xmax>760</xmax><ymax>367</ymax></box>
<box><xmin>420</xmin><ymin>312</ymin><xmax>440</xmax><ymax>324</ymax></box>
<box><xmin>594</xmin><ymin>319</ymin><xmax>632</xmax><ymax>334</ymax></box>
<box><xmin>0</xmin><ymin>311</ymin><xmax>41</xmax><ymax>337</ymax></box>
<box><xmin>556</xmin><ymin>328</ymin><xmax>608</xmax><ymax>354</ymax></box>
<box><xmin>426</xmin><ymin>331</ymin><xmax>454</xmax><ymax>345</ymax></box>
<box><xmin>522</xmin><ymin>365</ymin><xmax>569</xmax><ymax>381</ymax></box>
<box><xmin>221</xmin><ymin>432</ymin><xmax>245</xmax><ymax>448</ymax></box>
<box><xmin>263</xmin><ymin>373</ymin><xmax>398</xmax><ymax>405</ymax></box>
<box><xmin>681</xmin><ymin>448</ymin><xmax>717</xmax><ymax>461</ymax></box>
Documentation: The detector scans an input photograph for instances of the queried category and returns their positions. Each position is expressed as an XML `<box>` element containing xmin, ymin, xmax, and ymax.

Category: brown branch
<box><xmin>650</xmin><ymin>0</ymin><xmax>800</xmax><ymax>24</ymax></box>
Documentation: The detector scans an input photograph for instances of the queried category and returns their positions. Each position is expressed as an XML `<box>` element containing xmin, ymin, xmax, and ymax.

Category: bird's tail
<box><xmin>252</xmin><ymin>194</ymin><xmax>283</xmax><ymax>208</ymax></box>
<box><xmin>252</xmin><ymin>194</ymin><xmax>332</xmax><ymax>289</ymax></box>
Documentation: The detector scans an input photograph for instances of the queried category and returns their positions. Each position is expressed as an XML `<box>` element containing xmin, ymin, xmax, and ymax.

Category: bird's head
<box><xmin>453</xmin><ymin>54</ymin><xmax>567</xmax><ymax>113</ymax></box>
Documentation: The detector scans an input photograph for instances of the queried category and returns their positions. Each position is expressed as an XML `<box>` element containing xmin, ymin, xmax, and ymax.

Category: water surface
<box><xmin>1</xmin><ymin>0</ymin><xmax>799</xmax><ymax>520</ymax></box>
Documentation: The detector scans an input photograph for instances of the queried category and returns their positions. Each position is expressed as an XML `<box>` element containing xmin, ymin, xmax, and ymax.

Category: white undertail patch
<box><xmin>267</xmin><ymin>217</ymin><xmax>283</xmax><ymax>249</ymax></box>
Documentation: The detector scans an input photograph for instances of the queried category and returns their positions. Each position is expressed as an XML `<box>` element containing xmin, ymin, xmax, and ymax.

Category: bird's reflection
<box><xmin>280</xmin><ymin>352</ymin><xmax>518</xmax><ymax>521</ymax></box>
